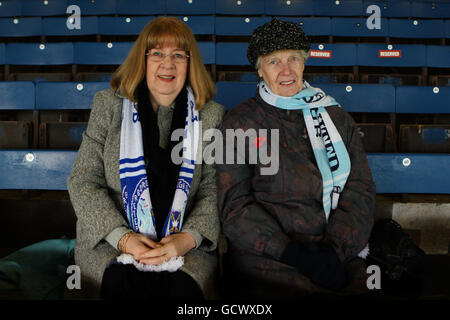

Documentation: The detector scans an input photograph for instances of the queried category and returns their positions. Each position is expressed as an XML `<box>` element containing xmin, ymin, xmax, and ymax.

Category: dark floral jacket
<box><xmin>216</xmin><ymin>93</ymin><xmax>376</xmax><ymax>295</ymax></box>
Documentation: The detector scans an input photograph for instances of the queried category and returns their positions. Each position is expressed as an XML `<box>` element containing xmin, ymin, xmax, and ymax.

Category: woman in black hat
<box><xmin>216</xmin><ymin>19</ymin><xmax>377</xmax><ymax>298</ymax></box>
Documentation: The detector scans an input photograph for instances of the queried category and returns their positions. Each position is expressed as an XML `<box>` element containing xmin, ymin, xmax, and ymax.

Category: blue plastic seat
<box><xmin>167</xmin><ymin>0</ymin><xmax>214</xmax><ymax>14</ymax></box>
<box><xmin>21</xmin><ymin>0</ymin><xmax>68</xmax><ymax>16</ymax></box>
<box><xmin>389</xmin><ymin>19</ymin><xmax>445</xmax><ymax>39</ymax></box>
<box><xmin>0</xmin><ymin>81</ymin><xmax>35</xmax><ymax>110</ymax></box>
<box><xmin>367</xmin><ymin>153</ymin><xmax>450</xmax><ymax>194</ymax></box>
<box><xmin>197</xmin><ymin>41</ymin><xmax>215</xmax><ymax>64</ymax></box>
<box><xmin>98</xmin><ymin>16</ymin><xmax>153</xmax><ymax>36</ymax></box>
<box><xmin>427</xmin><ymin>45</ymin><xmax>450</xmax><ymax>69</ymax></box>
<box><xmin>35</xmin><ymin>82</ymin><xmax>110</xmax><ymax>110</ymax></box>
<box><xmin>216</xmin><ymin>43</ymin><xmax>249</xmax><ymax>66</ymax></box>
<box><xmin>70</xmin><ymin>0</ymin><xmax>116</xmax><ymax>15</ymax></box>
<box><xmin>317</xmin><ymin>83</ymin><xmax>395</xmax><ymax>113</ymax></box>
<box><xmin>314</xmin><ymin>0</ymin><xmax>363</xmax><ymax>17</ymax></box>
<box><xmin>42</xmin><ymin>16</ymin><xmax>98</xmax><ymax>36</ymax></box>
<box><xmin>215</xmin><ymin>0</ymin><xmax>264</xmax><ymax>15</ymax></box>
<box><xmin>0</xmin><ymin>0</ymin><xmax>21</xmax><ymax>17</ymax></box>
<box><xmin>74</xmin><ymin>42</ymin><xmax>133</xmax><ymax>65</ymax></box>
<box><xmin>276</xmin><ymin>17</ymin><xmax>331</xmax><ymax>36</ymax></box>
<box><xmin>446</xmin><ymin>20</ymin><xmax>450</xmax><ymax>38</ymax></box>
<box><xmin>0</xmin><ymin>43</ymin><xmax>4</xmax><ymax>65</ymax></box>
<box><xmin>306</xmin><ymin>43</ymin><xmax>357</xmax><ymax>66</ymax></box>
<box><xmin>215</xmin><ymin>81</ymin><xmax>257</xmax><ymax>110</ymax></box>
<box><xmin>357</xmin><ymin>43</ymin><xmax>426</xmax><ymax>67</ymax></box>
<box><xmin>331</xmin><ymin>17</ymin><xmax>388</xmax><ymax>37</ymax></box>
<box><xmin>396</xmin><ymin>86</ymin><xmax>450</xmax><ymax>114</ymax></box>
<box><xmin>411</xmin><ymin>1</ymin><xmax>450</xmax><ymax>19</ymax></box>
<box><xmin>115</xmin><ymin>0</ymin><xmax>165</xmax><ymax>15</ymax></box>
<box><xmin>0</xmin><ymin>17</ymin><xmax>42</xmax><ymax>37</ymax></box>
<box><xmin>265</xmin><ymin>0</ymin><xmax>314</xmax><ymax>16</ymax></box>
<box><xmin>171</xmin><ymin>16</ymin><xmax>214</xmax><ymax>35</ymax></box>
<box><xmin>6</xmin><ymin>42</ymin><xmax>74</xmax><ymax>65</ymax></box>
<box><xmin>0</xmin><ymin>150</ymin><xmax>77</xmax><ymax>190</ymax></box>
<box><xmin>362</xmin><ymin>0</ymin><xmax>410</xmax><ymax>18</ymax></box>
<box><xmin>215</xmin><ymin>17</ymin><xmax>270</xmax><ymax>36</ymax></box>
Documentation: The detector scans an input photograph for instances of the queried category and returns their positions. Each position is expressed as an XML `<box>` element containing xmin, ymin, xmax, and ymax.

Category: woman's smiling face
<box><xmin>146</xmin><ymin>45</ymin><xmax>188</xmax><ymax>106</ymax></box>
<box><xmin>257</xmin><ymin>49</ymin><xmax>305</xmax><ymax>97</ymax></box>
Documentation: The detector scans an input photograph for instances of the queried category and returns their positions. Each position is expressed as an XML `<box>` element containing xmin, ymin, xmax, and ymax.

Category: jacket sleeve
<box><xmin>67</xmin><ymin>90</ymin><xmax>128</xmax><ymax>251</ymax></box>
<box><xmin>216</xmin><ymin>112</ymin><xmax>291</xmax><ymax>260</ymax></box>
<box><xmin>325</xmin><ymin>112</ymin><xmax>376</xmax><ymax>262</ymax></box>
<box><xmin>181</xmin><ymin>102</ymin><xmax>226</xmax><ymax>252</ymax></box>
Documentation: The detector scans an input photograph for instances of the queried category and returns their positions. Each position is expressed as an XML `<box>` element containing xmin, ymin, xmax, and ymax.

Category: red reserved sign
<box><xmin>378</xmin><ymin>50</ymin><xmax>402</xmax><ymax>58</ymax></box>
<box><xmin>309</xmin><ymin>50</ymin><xmax>332</xmax><ymax>59</ymax></box>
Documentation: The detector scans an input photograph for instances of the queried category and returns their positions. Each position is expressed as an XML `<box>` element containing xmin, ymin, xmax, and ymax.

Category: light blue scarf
<box><xmin>259</xmin><ymin>80</ymin><xmax>351</xmax><ymax>222</ymax></box>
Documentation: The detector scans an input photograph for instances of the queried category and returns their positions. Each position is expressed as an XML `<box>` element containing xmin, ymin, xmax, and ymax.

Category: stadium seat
<box><xmin>215</xmin><ymin>81</ymin><xmax>257</xmax><ymax>110</ymax></box>
<box><xmin>317</xmin><ymin>83</ymin><xmax>395</xmax><ymax>113</ymax></box>
<box><xmin>313</xmin><ymin>0</ymin><xmax>363</xmax><ymax>17</ymax></box>
<box><xmin>216</xmin><ymin>42</ymin><xmax>249</xmax><ymax>66</ymax></box>
<box><xmin>0</xmin><ymin>0</ymin><xmax>21</xmax><ymax>17</ymax></box>
<box><xmin>396</xmin><ymin>86</ymin><xmax>450</xmax><ymax>114</ymax></box>
<box><xmin>166</xmin><ymin>0</ymin><xmax>215</xmax><ymax>15</ymax></box>
<box><xmin>389</xmin><ymin>19</ymin><xmax>445</xmax><ymax>39</ymax></box>
<box><xmin>265</xmin><ymin>0</ymin><xmax>314</xmax><ymax>16</ymax></box>
<box><xmin>276</xmin><ymin>17</ymin><xmax>331</xmax><ymax>37</ymax></box>
<box><xmin>35</xmin><ymin>82</ymin><xmax>109</xmax><ymax>110</ymax></box>
<box><xmin>21</xmin><ymin>0</ymin><xmax>68</xmax><ymax>17</ymax></box>
<box><xmin>411</xmin><ymin>1</ymin><xmax>450</xmax><ymax>19</ymax></box>
<box><xmin>170</xmin><ymin>16</ymin><xmax>215</xmax><ymax>35</ymax></box>
<box><xmin>445</xmin><ymin>19</ymin><xmax>450</xmax><ymax>38</ymax></box>
<box><xmin>0</xmin><ymin>43</ymin><xmax>5</xmax><ymax>65</ymax></box>
<box><xmin>0</xmin><ymin>17</ymin><xmax>42</xmax><ymax>37</ymax></box>
<box><xmin>74</xmin><ymin>42</ymin><xmax>132</xmax><ymax>65</ymax></box>
<box><xmin>357</xmin><ymin>43</ymin><xmax>426</xmax><ymax>67</ymax></box>
<box><xmin>0</xmin><ymin>81</ymin><xmax>35</xmax><ymax>148</ymax></box>
<box><xmin>362</xmin><ymin>0</ymin><xmax>410</xmax><ymax>18</ymax></box>
<box><xmin>0</xmin><ymin>150</ymin><xmax>77</xmax><ymax>190</ymax></box>
<box><xmin>215</xmin><ymin>17</ymin><xmax>270</xmax><ymax>36</ymax></box>
<box><xmin>367</xmin><ymin>153</ymin><xmax>450</xmax><ymax>194</ymax></box>
<box><xmin>5</xmin><ymin>42</ymin><xmax>74</xmax><ymax>65</ymax></box>
<box><xmin>70</xmin><ymin>0</ymin><xmax>116</xmax><ymax>15</ymax></box>
<box><xmin>36</xmin><ymin>81</ymin><xmax>109</xmax><ymax>149</ymax></box>
<box><xmin>427</xmin><ymin>45</ymin><xmax>450</xmax><ymax>69</ymax></box>
<box><xmin>331</xmin><ymin>17</ymin><xmax>388</xmax><ymax>37</ymax></box>
<box><xmin>42</xmin><ymin>16</ymin><xmax>98</xmax><ymax>36</ymax></box>
<box><xmin>215</xmin><ymin>0</ymin><xmax>264</xmax><ymax>15</ymax></box>
<box><xmin>0</xmin><ymin>81</ymin><xmax>34</xmax><ymax>110</ymax></box>
<box><xmin>98</xmin><ymin>16</ymin><xmax>153</xmax><ymax>36</ymax></box>
<box><xmin>399</xmin><ymin>124</ymin><xmax>450</xmax><ymax>153</ymax></box>
<box><xmin>306</xmin><ymin>43</ymin><xmax>357</xmax><ymax>66</ymax></box>
<box><xmin>115</xmin><ymin>0</ymin><xmax>165</xmax><ymax>15</ymax></box>
<box><xmin>197</xmin><ymin>41</ymin><xmax>215</xmax><ymax>64</ymax></box>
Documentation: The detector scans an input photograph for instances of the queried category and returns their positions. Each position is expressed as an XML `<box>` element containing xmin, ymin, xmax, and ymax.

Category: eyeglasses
<box><xmin>146</xmin><ymin>50</ymin><xmax>190</xmax><ymax>63</ymax></box>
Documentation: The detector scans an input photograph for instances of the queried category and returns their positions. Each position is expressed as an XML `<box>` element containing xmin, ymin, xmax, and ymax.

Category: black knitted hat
<box><xmin>247</xmin><ymin>18</ymin><xmax>311</xmax><ymax>68</ymax></box>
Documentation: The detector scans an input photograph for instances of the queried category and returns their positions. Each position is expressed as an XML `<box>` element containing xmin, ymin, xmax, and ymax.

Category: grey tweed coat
<box><xmin>67</xmin><ymin>88</ymin><xmax>225</xmax><ymax>299</ymax></box>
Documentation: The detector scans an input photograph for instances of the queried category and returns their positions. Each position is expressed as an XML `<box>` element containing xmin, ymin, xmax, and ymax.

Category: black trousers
<box><xmin>101</xmin><ymin>263</ymin><xmax>204</xmax><ymax>300</ymax></box>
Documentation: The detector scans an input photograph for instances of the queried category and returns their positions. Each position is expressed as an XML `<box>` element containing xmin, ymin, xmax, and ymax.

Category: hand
<box><xmin>119</xmin><ymin>232</ymin><xmax>161</xmax><ymax>261</ymax></box>
<box><xmin>137</xmin><ymin>232</ymin><xmax>196</xmax><ymax>265</ymax></box>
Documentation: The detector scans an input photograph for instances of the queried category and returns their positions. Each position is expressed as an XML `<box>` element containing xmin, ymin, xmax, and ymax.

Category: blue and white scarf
<box><xmin>116</xmin><ymin>87</ymin><xmax>200</xmax><ymax>271</ymax></box>
<box><xmin>259</xmin><ymin>80</ymin><xmax>369</xmax><ymax>259</ymax></box>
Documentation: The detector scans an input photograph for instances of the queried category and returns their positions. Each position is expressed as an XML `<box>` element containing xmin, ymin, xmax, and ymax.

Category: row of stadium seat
<box><xmin>1</xmin><ymin>81</ymin><xmax>448</xmax><ymax>113</ymax></box>
<box><xmin>1</xmin><ymin>0</ymin><xmax>449</xmax><ymax>18</ymax></box>
<box><xmin>1</xmin><ymin>15</ymin><xmax>450</xmax><ymax>38</ymax></box>
<box><xmin>0</xmin><ymin>42</ymin><xmax>448</xmax><ymax>68</ymax></box>
<box><xmin>1</xmin><ymin>81</ymin><xmax>449</xmax><ymax>152</ymax></box>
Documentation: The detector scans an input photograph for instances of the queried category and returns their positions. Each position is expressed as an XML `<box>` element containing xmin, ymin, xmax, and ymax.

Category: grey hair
<box><xmin>255</xmin><ymin>50</ymin><xmax>309</xmax><ymax>70</ymax></box>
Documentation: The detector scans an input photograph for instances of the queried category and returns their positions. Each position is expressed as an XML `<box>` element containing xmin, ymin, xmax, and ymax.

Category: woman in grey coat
<box><xmin>67</xmin><ymin>17</ymin><xmax>225</xmax><ymax>299</ymax></box>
